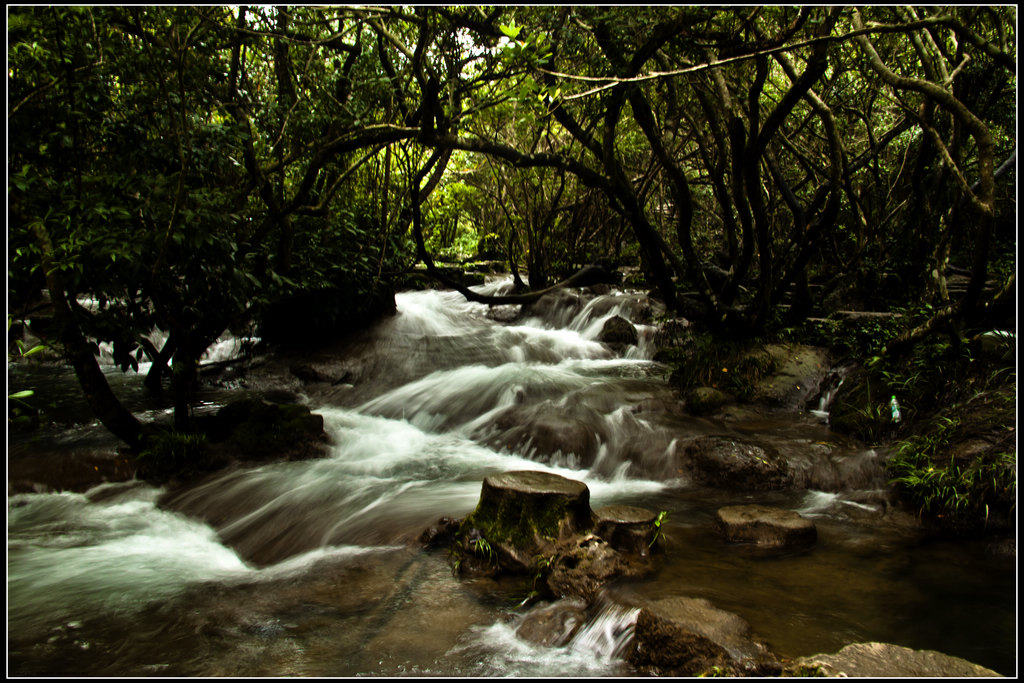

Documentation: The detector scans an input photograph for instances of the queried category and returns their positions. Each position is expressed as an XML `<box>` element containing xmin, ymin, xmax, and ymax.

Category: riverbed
<box><xmin>7</xmin><ymin>279</ymin><xmax>1016</xmax><ymax>676</ymax></box>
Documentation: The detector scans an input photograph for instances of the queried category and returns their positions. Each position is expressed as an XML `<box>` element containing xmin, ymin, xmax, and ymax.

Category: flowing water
<box><xmin>7</xmin><ymin>279</ymin><xmax>1017</xmax><ymax>677</ymax></box>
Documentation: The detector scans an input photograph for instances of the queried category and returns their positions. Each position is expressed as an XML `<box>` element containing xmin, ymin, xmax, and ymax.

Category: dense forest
<box><xmin>7</xmin><ymin>6</ymin><xmax>1016</xmax><ymax>531</ymax></box>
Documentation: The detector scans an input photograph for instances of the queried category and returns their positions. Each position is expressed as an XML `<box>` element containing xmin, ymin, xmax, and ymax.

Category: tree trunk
<box><xmin>30</xmin><ymin>222</ymin><xmax>146</xmax><ymax>449</ymax></box>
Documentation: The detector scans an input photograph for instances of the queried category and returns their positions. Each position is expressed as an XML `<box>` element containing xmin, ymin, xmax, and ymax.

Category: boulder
<box><xmin>794</xmin><ymin>642</ymin><xmax>1002</xmax><ymax>677</ymax></box>
<box><xmin>682</xmin><ymin>436</ymin><xmax>792</xmax><ymax>490</ymax></box>
<box><xmin>685</xmin><ymin>386</ymin><xmax>730</xmax><ymax>416</ymax></box>
<box><xmin>715</xmin><ymin>504</ymin><xmax>817</xmax><ymax>548</ymax></box>
<box><xmin>751</xmin><ymin>344</ymin><xmax>830</xmax><ymax>410</ymax></box>
<box><xmin>598</xmin><ymin>315</ymin><xmax>638</xmax><ymax>350</ymax></box>
<box><xmin>206</xmin><ymin>398</ymin><xmax>329</xmax><ymax>462</ymax></box>
<box><xmin>628</xmin><ymin>597</ymin><xmax>780</xmax><ymax>676</ymax></box>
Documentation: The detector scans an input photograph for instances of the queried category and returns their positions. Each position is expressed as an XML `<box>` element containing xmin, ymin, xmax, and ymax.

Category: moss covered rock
<box><xmin>685</xmin><ymin>386</ymin><xmax>730</xmax><ymax>416</ymax></box>
<box><xmin>208</xmin><ymin>398</ymin><xmax>329</xmax><ymax>462</ymax></box>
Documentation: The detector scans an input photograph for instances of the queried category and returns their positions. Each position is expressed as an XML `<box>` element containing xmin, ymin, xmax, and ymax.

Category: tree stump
<box><xmin>593</xmin><ymin>505</ymin><xmax>660</xmax><ymax>554</ymax></box>
<box><xmin>458</xmin><ymin>470</ymin><xmax>593</xmax><ymax>573</ymax></box>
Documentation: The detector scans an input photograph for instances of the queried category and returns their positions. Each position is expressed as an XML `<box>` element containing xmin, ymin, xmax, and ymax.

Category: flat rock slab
<box><xmin>797</xmin><ymin>641</ymin><xmax>1002</xmax><ymax>677</ymax></box>
<box><xmin>715</xmin><ymin>504</ymin><xmax>817</xmax><ymax>548</ymax></box>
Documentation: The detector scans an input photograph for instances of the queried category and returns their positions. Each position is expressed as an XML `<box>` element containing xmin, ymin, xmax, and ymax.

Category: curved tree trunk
<box><xmin>30</xmin><ymin>222</ymin><xmax>146</xmax><ymax>449</ymax></box>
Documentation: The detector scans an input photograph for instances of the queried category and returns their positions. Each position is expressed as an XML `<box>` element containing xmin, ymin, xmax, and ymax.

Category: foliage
<box><xmin>666</xmin><ymin>332</ymin><xmax>776</xmax><ymax>402</ymax></box>
<box><xmin>888</xmin><ymin>419</ymin><xmax>1016</xmax><ymax>532</ymax></box>
<box><xmin>7</xmin><ymin>5</ymin><xmax>1017</xmax><ymax>454</ymax></box>
<box><xmin>649</xmin><ymin>510</ymin><xmax>669</xmax><ymax>548</ymax></box>
<box><xmin>137</xmin><ymin>430</ymin><xmax>208</xmax><ymax>476</ymax></box>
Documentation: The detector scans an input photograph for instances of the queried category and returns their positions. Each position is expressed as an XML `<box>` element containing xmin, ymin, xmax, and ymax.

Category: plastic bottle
<box><xmin>890</xmin><ymin>395</ymin><xmax>902</xmax><ymax>424</ymax></box>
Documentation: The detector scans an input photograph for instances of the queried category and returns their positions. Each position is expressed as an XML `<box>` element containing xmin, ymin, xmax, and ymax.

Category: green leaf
<box><xmin>9</xmin><ymin>390</ymin><xmax>34</xmax><ymax>399</ymax></box>
<box><xmin>499</xmin><ymin>22</ymin><xmax>521</xmax><ymax>40</ymax></box>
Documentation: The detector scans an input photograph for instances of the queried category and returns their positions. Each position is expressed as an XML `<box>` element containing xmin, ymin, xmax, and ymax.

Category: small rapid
<box><xmin>7</xmin><ymin>278</ymin><xmax>1017</xmax><ymax>677</ymax></box>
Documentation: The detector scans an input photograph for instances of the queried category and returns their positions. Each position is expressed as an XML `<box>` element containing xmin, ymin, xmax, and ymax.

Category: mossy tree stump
<box><xmin>457</xmin><ymin>470</ymin><xmax>593</xmax><ymax>574</ymax></box>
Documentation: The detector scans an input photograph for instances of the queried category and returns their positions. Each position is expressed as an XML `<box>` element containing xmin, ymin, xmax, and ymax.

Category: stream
<box><xmin>7</xmin><ymin>278</ymin><xmax>1017</xmax><ymax>676</ymax></box>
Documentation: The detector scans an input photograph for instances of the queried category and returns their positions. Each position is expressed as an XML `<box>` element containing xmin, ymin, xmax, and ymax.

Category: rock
<box><xmin>485</xmin><ymin>304</ymin><xmax>522</xmax><ymax>323</ymax></box>
<box><xmin>751</xmin><ymin>344</ymin><xmax>830</xmax><ymax>410</ymax></box>
<box><xmin>289</xmin><ymin>360</ymin><xmax>351</xmax><ymax>385</ymax></box>
<box><xmin>598</xmin><ymin>315</ymin><xmax>638</xmax><ymax>350</ymax></box>
<box><xmin>795</xmin><ymin>642</ymin><xmax>1002</xmax><ymax>677</ymax></box>
<box><xmin>685</xmin><ymin>386</ymin><xmax>730</xmax><ymax>416</ymax></box>
<box><xmin>682</xmin><ymin>435</ymin><xmax>792</xmax><ymax>490</ymax></box>
<box><xmin>545</xmin><ymin>534</ymin><xmax>650</xmax><ymax>602</ymax></box>
<box><xmin>207</xmin><ymin>398</ymin><xmax>329</xmax><ymax>462</ymax></box>
<box><xmin>419</xmin><ymin>517</ymin><xmax>462</xmax><ymax>549</ymax></box>
<box><xmin>483</xmin><ymin>406</ymin><xmax>603</xmax><ymax>466</ymax></box>
<box><xmin>715</xmin><ymin>504</ymin><xmax>817</xmax><ymax>548</ymax></box>
<box><xmin>593</xmin><ymin>505</ymin><xmax>660</xmax><ymax>554</ymax></box>
<box><xmin>515</xmin><ymin>597</ymin><xmax>589</xmax><ymax>647</ymax></box>
<box><xmin>628</xmin><ymin>597</ymin><xmax>780</xmax><ymax>677</ymax></box>
<box><xmin>457</xmin><ymin>471</ymin><xmax>593</xmax><ymax>574</ymax></box>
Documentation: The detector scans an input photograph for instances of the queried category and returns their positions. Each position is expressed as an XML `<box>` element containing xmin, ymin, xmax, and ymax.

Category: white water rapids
<box><xmin>7</xmin><ymin>278</ymin><xmax>1017</xmax><ymax>676</ymax></box>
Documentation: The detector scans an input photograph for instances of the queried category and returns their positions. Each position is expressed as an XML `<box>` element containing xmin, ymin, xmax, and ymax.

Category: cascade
<box><xmin>7</xmin><ymin>278</ymin><xmax>1016</xmax><ymax>677</ymax></box>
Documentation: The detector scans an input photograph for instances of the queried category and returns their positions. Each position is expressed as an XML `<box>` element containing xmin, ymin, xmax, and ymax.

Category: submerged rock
<box><xmin>515</xmin><ymin>597</ymin><xmax>589</xmax><ymax>647</ymax></box>
<box><xmin>794</xmin><ymin>641</ymin><xmax>1002</xmax><ymax>677</ymax></box>
<box><xmin>715</xmin><ymin>504</ymin><xmax>817</xmax><ymax>548</ymax></box>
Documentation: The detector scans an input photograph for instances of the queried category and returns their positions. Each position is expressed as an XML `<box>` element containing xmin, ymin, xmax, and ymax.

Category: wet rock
<box><xmin>419</xmin><ymin>517</ymin><xmax>462</xmax><ymax>549</ymax></box>
<box><xmin>794</xmin><ymin>641</ymin><xmax>1002</xmax><ymax>677</ymax></box>
<box><xmin>628</xmin><ymin>597</ymin><xmax>780</xmax><ymax>677</ymax></box>
<box><xmin>483</xmin><ymin>406</ymin><xmax>603</xmax><ymax>466</ymax></box>
<box><xmin>545</xmin><ymin>534</ymin><xmax>651</xmax><ymax>602</ymax></box>
<box><xmin>682</xmin><ymin>435</ymin><xmax>792</xmax><ymax>490</ymax></box>
<box><xmin>685</xmin><ymin>386</ymin><xmax>730</xmax><ymax>416</ymax></box>
<box><xmin>515</xmin><ymin>597</ymin><xmax>589</xmax><ymax>647</ymax></box>
<box><xmin>598</xmin><ymin>315</ymin><xmax>638</xmax><ymax>350</ymax></box>
<box><xmin>485</xmin><ymin>304</ymin><xmax>522</xmax><ymax>323</ymax></box>
<box><xmin>207</xmin><ymin>398</ymin><xmax>329</xmax><ymax>462</ymax></box>
<box><xmin>593</xmin><ymin>505</ymin><xmax>660</xmax><ymax>555</ymax></box>
<box><xmin>715</xmin><ymin>504</ymin><xmax>817</xmax><ymax>548</ymax></box>
<box><xmin>752</xmin><ymin>344</ymin><xmax>831</xmax><ymax>410</ymax></box>
<box><xmin>289</xmin><ymin>360</ymin><xmax>351</xmax><ymax>385</ymax></box>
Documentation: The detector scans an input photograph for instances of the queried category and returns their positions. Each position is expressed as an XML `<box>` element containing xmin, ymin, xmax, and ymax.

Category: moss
<box><xmin>212</xmin><ymin>398</ymin><xmax>327</xmax><ymax>461</ymax></box>
<box><xmin>136</xmin><ymin>429</ymin><xmax>209</xmax><ymax>479</ymax></box>
<box><xmin>462</xmin><ymin>489</ymin><xmax>588</xmax><ymax>550</ymax></box>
